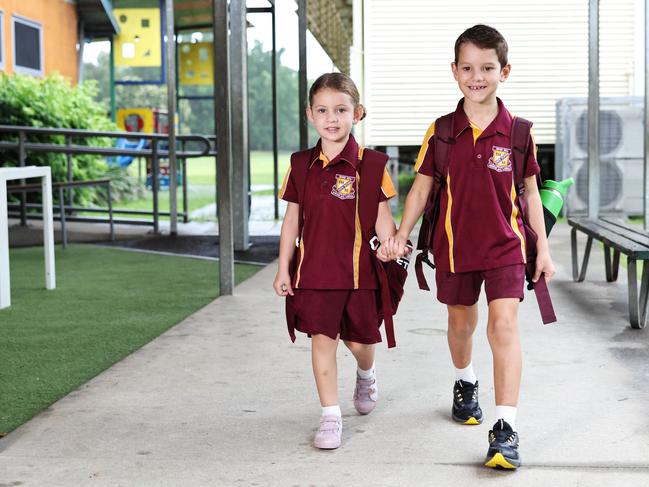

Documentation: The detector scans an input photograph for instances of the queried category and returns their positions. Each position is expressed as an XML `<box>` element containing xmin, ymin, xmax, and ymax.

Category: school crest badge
<box><xmin>487</xmin><ymin>146</ymin><xmax>513</xmax><ymax>172</ymax></box>
<box><xmin>331</xmin><ymin>174</ymin><xmax>356</xmax><ymax>200</ymax></box>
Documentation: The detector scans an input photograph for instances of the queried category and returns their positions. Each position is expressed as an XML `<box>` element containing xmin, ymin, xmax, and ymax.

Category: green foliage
<box><xmin>0</xmin><ymin>73</ymin><xmax>118</xmax><ymax>205</ymax></box>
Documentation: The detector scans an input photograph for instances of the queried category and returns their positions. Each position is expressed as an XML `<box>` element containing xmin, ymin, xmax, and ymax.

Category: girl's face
<box><xmin>307</xmin><ymin>88</ymin><xmax>361</xmax><ymax>145</ymax></box>
<box><xmin>451</xmin><ymin>42</ymin><xmax>510</xmax><ymax>106</ymax></box>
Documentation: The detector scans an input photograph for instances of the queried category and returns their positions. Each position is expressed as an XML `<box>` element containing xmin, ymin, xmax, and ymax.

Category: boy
<box><xmin>384</xmin><ymin>24</ymin><xmax>555</xmax><ymax>469</ymax></box>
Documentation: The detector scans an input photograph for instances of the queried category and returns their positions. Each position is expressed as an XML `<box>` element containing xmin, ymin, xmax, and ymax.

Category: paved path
<box><xmin>1</xmin><ymin>223</ymin><xmax>648</xmax><ymax>486</ymax></box>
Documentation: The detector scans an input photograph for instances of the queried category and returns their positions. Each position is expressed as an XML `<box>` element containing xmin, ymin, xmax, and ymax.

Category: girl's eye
<box><xmin>337</xmin><ymin>108</ymin><xmax>346</xmax><ymax>113</ymax></box>
<box><xmin>485</xmin><ymin>67</ymin><xmax>494</xmax><ymax>71</ymax></box>
<box><xmin>317</xmin><ymin>108</ymin><xmax>326</xmax><ymax>114</ymax></box>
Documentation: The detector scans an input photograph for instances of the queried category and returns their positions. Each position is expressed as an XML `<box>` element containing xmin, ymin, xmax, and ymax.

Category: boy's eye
<box><xmin>337</xmin><ymin>108</ymin><xmax>347</xmax><ymax>113</ymax></box>
<box><xmin>317</xmin><ymin>108</ymin><xmax>326</xmax><ymax>114</ymax></box>
<box><xmin>462</xmin><ymin>66</ymin><xmax>470</xmax><ymax>71</ymax></box>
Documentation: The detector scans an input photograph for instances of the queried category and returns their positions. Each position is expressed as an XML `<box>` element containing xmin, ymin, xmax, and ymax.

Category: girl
<box><xmin>273</xmin><ymin>72</ymin><xmax>397</xmax><ymax>449</ymax></box>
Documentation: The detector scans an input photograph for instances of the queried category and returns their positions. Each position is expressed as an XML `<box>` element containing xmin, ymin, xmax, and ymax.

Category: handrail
<box><xmin>0</xmin><ymin>124</ymin><xmax>214</xmax><ymax>233</ymax></box>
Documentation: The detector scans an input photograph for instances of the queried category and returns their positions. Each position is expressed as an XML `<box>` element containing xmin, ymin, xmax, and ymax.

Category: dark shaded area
<box><xmin>102</xmin><ymin>235</ymin><xmax>279</xmax><ymax>264</ymax></box>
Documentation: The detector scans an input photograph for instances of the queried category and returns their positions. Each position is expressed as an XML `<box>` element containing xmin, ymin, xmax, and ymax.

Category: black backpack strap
<box><xmin>414</xmin><ymin>113</ymin><xmax>454</xmax><ymax>290</ymax></box>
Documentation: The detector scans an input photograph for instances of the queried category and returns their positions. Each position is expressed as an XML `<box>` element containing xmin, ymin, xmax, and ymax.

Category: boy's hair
<box><xmin>308</xmin><ymin>72</ymin><xmax>366</xmax><ymax>120</ymax></box>
<box><xmin>454</xmin><ymin>24</ymin><xmax>508</xmax><ymax>68</ymax></box>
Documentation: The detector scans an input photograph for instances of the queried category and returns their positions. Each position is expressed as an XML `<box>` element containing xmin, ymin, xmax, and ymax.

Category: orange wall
<box><xmin>0</xmin><ymin>0</ymin><xmax>79</xmax><ymax>82</ymax></box>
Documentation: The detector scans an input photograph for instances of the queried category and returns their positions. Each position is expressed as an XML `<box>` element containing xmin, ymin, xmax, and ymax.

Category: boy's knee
<box><xmin>448</xmin><ymin>316</ymin><xmax>476</xmax><ymax>337</ymax></box>
<box><xmin>487</xmin><ymin>316</ymin><xmax>518</xmax><ymax>343</ymax></box>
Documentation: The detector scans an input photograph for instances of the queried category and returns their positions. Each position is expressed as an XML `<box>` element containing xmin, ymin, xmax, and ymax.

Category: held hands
<box><xmin>376</xmin><ymin>234</ymin><xmax>410</xmax><ymax>262</ymax></box>
<box><xmin>273</xmin><ymin>270</ymin><xmax>294</xmax><ymax>296</ymax></box>
<box><xmin>534</xmin><ymin>250</ymin><xmax>556</xmax><ymax>283</ymax></box>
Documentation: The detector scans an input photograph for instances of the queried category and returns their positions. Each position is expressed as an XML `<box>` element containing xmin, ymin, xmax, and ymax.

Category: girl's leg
<box><xmin>486</xmin><ymin>298</ymin><xmax>521</xmax><ymax>408</ymax></box>
<box><xmin>312</xmin><ymin>333</ymin><xmax>340</xmax><ymax>406</ymax></box>
<box><xmin>343</xmin><ymin>340</ymin><xmax>375</xmax><ymax>370</ymax></box>
<box><xmin>447</xmin><ymin>304</ymin><xmax>479</xmax><ymax>368</ymax></box>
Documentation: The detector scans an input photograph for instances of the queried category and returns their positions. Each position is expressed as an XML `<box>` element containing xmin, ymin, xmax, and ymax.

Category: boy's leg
<box><xmin>447</xmin><ymin>304</ymin><xmax>483</xmax><ymax>425</ymax></box>
<box><xmin>312</xmin><ymin>333</ymin><xmax>343</xmax><ymax>449</ymax></box>
<box><xmin>484</xmin><ymin>295</ymin><xmax>522</xmax><ymax>469</ymax></box>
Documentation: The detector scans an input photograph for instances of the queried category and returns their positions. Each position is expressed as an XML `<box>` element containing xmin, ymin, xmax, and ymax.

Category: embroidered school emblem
<box><xmin>487</xmin><ymin>146</ymin><xmax>513</xmax><ymax>172</ymax></box>
<box><xmin>331</xmin><ymin>174</ymin><xmax>356</xmax><ymax>200</ymax></box>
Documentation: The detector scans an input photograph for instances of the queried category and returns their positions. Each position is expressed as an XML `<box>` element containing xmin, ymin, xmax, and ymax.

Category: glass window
<box><xmin>12</xmin><ymin>16</ymin><xmax>43</xmax><ymax>76</ymax></box>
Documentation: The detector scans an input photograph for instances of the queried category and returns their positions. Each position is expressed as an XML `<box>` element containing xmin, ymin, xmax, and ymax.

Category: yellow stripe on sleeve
<box><xmin>381</xmin><ymin>168</ymin><xmax>397</xmax><ymax>199</ymax></box>
<box><xmin>279</xmin><ymin>165</ymin><xmax>292</xmax><ymax>199</ymax></box>
<box><xmin>414</xmin><ymin>122</ymin><xmax>436</xmax><ymax>173</ymax></box>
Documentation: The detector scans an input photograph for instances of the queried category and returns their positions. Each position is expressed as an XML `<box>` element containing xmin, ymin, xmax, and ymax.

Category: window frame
<box><xmin>0</xmin><ymin>11</ymin><xmax>5</xmax><ymax>71</ymax></box>
<box><xmin>12</xmin><ymin>14</ymin><xmax>44</xmax><ymax>77</ymax></box>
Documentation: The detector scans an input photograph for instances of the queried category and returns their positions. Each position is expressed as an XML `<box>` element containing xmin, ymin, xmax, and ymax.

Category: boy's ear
<box><xmin>451</xmin><ymin>62</ymin><xmax>459</xmax><ymax>81</ymax></box>
<box><xmin>306</xmin><ymin>106</ymin><xmax>314</xmax><ymax>123</ymax></box>
<box><xmin>500</xmin><ymin>64</ymin><xmax>512</xmax><ymax>82</ymax></box>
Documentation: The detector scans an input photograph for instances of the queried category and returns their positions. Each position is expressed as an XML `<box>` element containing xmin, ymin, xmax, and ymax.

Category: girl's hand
<box><xmin>534</xmin><ymin>251</ymin><xmax>556</xmax><ymax>283</ymax></box>
<box><xmin>376</xmin><ymin>243</ymin><xmax>391</xmax><ymax>262</ymax></box>
<box><xmin>273</xmin><ymin>270</ymin><xmax>294</xmax><ymax>296</ymax></box>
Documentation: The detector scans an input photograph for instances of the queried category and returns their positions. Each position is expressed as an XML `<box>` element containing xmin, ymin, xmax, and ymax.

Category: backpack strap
<box><xmin>357</xmin><ymin>148</ymin><xmax>398</xmax><ymax>348</ymax></box>
<box><xmin>510</xmin><ymin>117</ymin><xmax>557</xmax><ymax>324</ymax></box>
<box><xmin>414</xmin><ymin>112</ymin><xmax>454</xmax><ymax>291</ymax></box>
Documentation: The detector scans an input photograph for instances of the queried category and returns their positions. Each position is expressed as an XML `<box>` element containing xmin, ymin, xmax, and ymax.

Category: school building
<box><xmin>0</xmin><ymin>0</ymin><xmax>118</xmax><ymax>82</ymax></box>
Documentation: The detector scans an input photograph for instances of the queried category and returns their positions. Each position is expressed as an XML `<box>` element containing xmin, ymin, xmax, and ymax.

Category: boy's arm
<box><xmin>386</xmin><ymin>173</ymin><xmax>433</xmax><ymax>258</ymax></box>
<box><xmin>523</xmin><ymin>176</ymin><xmax>556</xmax><ymax>282</ymax></box>
<box><xmin>273</xmin><ymin>202</ymin><xmax>299</xmax><ymax>296</ymax></box>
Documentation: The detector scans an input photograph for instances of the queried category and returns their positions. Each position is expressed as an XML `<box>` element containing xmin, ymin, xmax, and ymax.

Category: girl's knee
<box><xmin>343</xmin><ymin>340</ymin><xmax>373</xmax><ymax>354</ymax></box>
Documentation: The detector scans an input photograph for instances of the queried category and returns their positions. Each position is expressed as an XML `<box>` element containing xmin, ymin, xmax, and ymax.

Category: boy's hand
<box><xmin>273</xmin><ymin>270</ymin><xmax>294</xmax><ymax>296</ymax></box>
<box><xmin>376</xmin><ymin>243</ymin><xmax>391</xmax><ymax>262</ymax></box>
<box><xmin>534</xmin><ymin>251</ymin><xmax>556</xmax><ymax>283</ymax></box>
<box><xmin>388</xmin><ymin>234</ymin><xmax>409</xmax><ymax>260</ymax></box>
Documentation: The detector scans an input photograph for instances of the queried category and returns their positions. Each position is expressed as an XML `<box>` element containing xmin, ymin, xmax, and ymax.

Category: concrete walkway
<box><xmin>1</xmin><ymin>222</ymin><xmax>649</xmax><ymax>486</ymax></box>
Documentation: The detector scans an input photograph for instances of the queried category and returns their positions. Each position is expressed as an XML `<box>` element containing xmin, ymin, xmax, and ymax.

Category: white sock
<box><xmin>357</xmin><ymin>362</ymin><xmax>375</xmax><ymax>380</ymax></box>
<box><xmin>454</xmin><ymin>362</ymin><xmax>477</xmax><ymax>384</ymax></box>
<box><xmin>494</xmin><ymin>405</ymin><xmax>517</xmax><ymax>431</ymax></box>
<box><xmin>321</xmin><ymin>405</ymin><xmax>342</xmax><ymax>417</ymax></box>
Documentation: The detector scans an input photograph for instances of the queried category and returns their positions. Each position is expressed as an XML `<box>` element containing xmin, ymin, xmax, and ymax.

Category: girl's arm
<box><xmin>375</xmin><ymin>200</ymin><xmax>397</xmax><ymax>262</ymax></box>
<box><xmin>273</xmin><ymin>202</ymin><xmax>299</xmax><ymax>296</ymax></box>
<box><xmin>523</xmin><ymin>175</ymin><xmax>556</xmax><ymax>282</ymax></box>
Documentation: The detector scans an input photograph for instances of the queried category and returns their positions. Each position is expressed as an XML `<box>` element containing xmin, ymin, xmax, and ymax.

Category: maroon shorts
<box><xmin>435</xmin><ymin>264</ymin><xmax>525</xmax><ymax>306</ymax></box>
<box><xmin>289</xmin><ymin>289</ymin><xmax>382</xmax><ymax>344</ymax></box>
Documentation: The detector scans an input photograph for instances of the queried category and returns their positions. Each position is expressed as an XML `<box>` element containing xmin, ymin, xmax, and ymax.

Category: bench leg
<box><xmin>638</xmin><ymin>261</ymin><xmax>649</xmax><ymax>329</ymax></box>
<box><xmin>604</xmin><ymin>246</ymin><xmax>621</xmax><ymax>282</ymax></box>
<box><xmin>628</xmin><ymin>258</ymin><xmax>641</xmax><ymax>328</ymax></box>
<box><xmin>571</xmin><ymin>228</ymin><xmax>593</xmax><ymax>283</ymax></box>
<box><xmin>612</xmin><ymin>250</ymin><xmax>620</xmax><ymax>281</ymax></box>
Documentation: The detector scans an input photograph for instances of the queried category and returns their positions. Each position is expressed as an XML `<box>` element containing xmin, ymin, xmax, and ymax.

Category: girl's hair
<box><xmin>308</xmin><ymin>72</ymin><xmax>367</xmax><ymax>120</ymax></box>
<box><xmin>454</xmin><ymin>24</ymin><xmax>508</xmax><ymax>68</ymax></box>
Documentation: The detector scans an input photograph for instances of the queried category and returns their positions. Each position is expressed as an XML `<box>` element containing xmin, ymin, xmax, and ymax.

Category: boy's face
<box><xmin>451</xmin><ymin>42</ymin><xmax>511</xmax><ymax>105</ymax></box>
<box><xmin>307</xmin><ymin>88</ymin><xmax>361</xmax><ymax>145</ymax></box>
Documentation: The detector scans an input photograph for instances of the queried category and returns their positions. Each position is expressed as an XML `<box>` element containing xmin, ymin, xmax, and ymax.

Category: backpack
<box><xmin>285</xmin><ymin>146</ymin><xmax>410</xmax><ymax>347</ymax></box>
<box><xmin>414</xmin><ymin>114</ymin><xmax>556</xmax><ymax>324</ymax></box>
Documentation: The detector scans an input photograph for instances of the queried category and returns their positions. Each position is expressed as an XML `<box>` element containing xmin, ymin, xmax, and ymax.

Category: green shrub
<box><xmin>0</xmin><ymin>73</ymin><xmax>125</xmax><ymax>205</ymax></box>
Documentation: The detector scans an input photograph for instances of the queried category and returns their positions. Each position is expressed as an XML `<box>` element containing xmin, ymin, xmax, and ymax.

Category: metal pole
<box><xmin>214</xmin><ymin>0</ymin><xmax>235</xmax><ymax>295</ymax></box>
<box><xmin>78</xmin><ymin>21</ymin><xmax>85</xmax><ymax>83</ymax></box>
<box><xmin>152</xmin><ymin>139</ymin><xmax>160</xmax><ymax>234</ymax></box>
<box><xmin>588</xmin><ymin>0</ymin><xmax>600</xmax><ymax>219</ymax></box>
<box><xmin>66</xmin><ymin>136</ymin><xmax>73</xmax><ymax>209</ymax></box>
<box><xmin>109</xmin><ymin>38</ymin><xmax>116</xmax><ymax>122</ymax></box>
<box><xmin>19</xmin><ymin>131</ymin><xmax>27</xmax><ymax>226</ymax></box>
<box><xmin>231</xmin><ymin>0</ymin><xmax>250</xmax><ymax>251</ymax></box>
<box><xmin>272</xmin><ymin>1</ymin><xmax>279</xmax><ymax>220</ymax></box>
<box><xmin>297</xmin><ymin>0</ymin><xmax>308</xmax><ymax>150</ymax></box>
<box><xmin>644</xmin><ymin>0</ymin><xmax>649</xmax><ymax>230</ymax></box>
<box><xmin>165</xmin><ymin>0</ymin><xmax>178</xmax><ymax>235</ymax></box>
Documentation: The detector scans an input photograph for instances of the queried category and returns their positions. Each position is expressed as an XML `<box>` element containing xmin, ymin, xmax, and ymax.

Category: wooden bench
<box><xmin>568</xmin><ymin>217</ymin><xmax>649</xmax><ymax>329</ymax></box>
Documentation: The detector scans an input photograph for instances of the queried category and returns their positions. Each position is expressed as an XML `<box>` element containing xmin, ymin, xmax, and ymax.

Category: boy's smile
<box><xmin>452</xmin><ymin>42</ymin><xmax>510</xmax><ymax>107</ymax></box>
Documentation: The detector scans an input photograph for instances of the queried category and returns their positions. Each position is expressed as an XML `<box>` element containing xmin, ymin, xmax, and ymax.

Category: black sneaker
<box><xmin>484</xmin><ymin>419</ymin><xmax>521</xmax><ymax>469</ymax></box>
<box><xmin>451</xmin><ymin>380</ymin><xmax>483</xmax><ymax>425</ymax></box>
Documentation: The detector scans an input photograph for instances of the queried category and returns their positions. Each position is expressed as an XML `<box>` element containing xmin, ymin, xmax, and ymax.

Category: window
<box><xmin>12</xmin><ymin>15</ymin><xmax>43</xmax><ymax>76</ymax></box>
<box><xmin>0</xmin><ymin>11</ymin><xmax>4</xmax><ymax>71</ymax></box>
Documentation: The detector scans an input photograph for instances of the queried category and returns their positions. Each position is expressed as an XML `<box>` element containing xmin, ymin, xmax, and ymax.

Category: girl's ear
<box><xmin>354</xmin><ymin>104</ymin><xmax>366</xmax><ymax>123</ymax></box>
<box><xmin>306</xmin><ymin>106</ymin><xmax>314</xmax><ymax>123</ymax></box>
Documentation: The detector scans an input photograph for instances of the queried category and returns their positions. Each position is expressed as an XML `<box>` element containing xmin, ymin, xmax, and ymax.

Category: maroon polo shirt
<box><xmin>280</xmin><ymin>135</ymin><xmax>396</xmax><ymax>289</ymax></box>
<box><xmin>415</xmin><ymin>98</ymin><xmax>540</xmax><ymax>273</ymax></box>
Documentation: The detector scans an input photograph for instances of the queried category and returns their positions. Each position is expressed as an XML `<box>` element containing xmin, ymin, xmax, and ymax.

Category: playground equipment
<box><xmin>114</xmin><ymin>108</ymin><xmax>181</xmax><ymax>188</ymax></box>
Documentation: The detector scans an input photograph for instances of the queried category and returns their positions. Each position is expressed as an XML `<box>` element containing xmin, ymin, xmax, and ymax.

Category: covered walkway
<box><xmin>0</xmin><ymin>223</ymin><xmax>648</xmax><ymax>485</ymax></box>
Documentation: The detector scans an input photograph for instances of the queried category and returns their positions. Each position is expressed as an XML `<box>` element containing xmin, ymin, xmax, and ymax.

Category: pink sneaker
<box><xmin>313</xmin><ymin>415</ymin><xmax>342</xmax><ymax>449</ymax></box>
<box><xmin>353</xmin><ymin>374</ymin><xmax>378</xmax><ymax>415</ymax></box>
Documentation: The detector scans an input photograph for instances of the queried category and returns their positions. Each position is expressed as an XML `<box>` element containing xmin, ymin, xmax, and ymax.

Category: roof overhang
<box><xmin>77</xmin><ymin>0</ymin><xmax>120</xmax><ymax>38</ymax></box>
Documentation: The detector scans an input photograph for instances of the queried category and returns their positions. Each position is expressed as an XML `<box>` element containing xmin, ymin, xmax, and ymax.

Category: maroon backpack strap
<box><xmin>357</xmin><ymin>148</ymin><xmax>398</xmax><ymax>348</ymax></box>
<box><xmin>510</xmin><ymin>117</ymin><xmax>557</xmax><ymax>324</ymax></box>
<box><xmin>415</xmin><ymin>113</ymin><xmax>454</xmax><ymax>291</ymax></box>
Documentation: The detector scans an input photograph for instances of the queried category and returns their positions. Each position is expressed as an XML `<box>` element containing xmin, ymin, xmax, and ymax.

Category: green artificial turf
<box><xmin>0</xmin><ymin>244</ymin><xmax>261</xmax><ymax>434</ymax></box>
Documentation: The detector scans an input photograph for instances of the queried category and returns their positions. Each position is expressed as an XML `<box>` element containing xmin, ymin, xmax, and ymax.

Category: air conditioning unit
<box><xmin>555</xmin><ymin>97</ymin><xmax>644</xmax><ymax>216</ymax></box>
